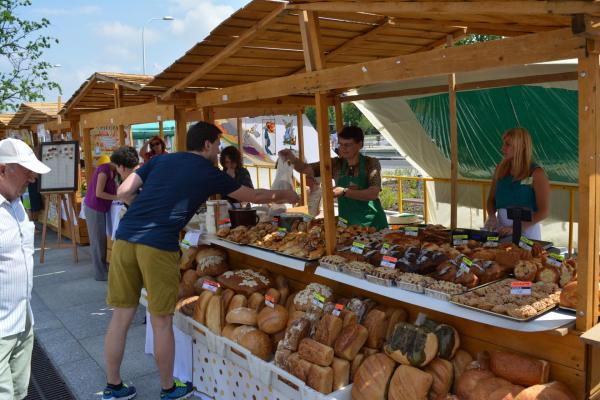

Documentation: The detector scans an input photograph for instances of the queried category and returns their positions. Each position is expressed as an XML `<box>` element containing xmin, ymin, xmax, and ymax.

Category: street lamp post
<box><xmin>142</xmin><ymin>16</ymin><xmax>174</xmax><ymax>75</ymax></box>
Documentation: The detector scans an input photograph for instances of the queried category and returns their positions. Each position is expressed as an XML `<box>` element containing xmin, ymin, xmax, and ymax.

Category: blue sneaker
<box><xmin>102</xmin><ymin>383</ymin><xmax>136</xmax><ymax>400</ymax></box>
<box><xmin>160</xmin><ymin>379</ymin><xmax>193</xmax><ymax>399</ymax></box>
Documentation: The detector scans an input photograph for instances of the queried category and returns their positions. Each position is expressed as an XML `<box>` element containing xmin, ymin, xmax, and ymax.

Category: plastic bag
<box><xmin>307</xmin><ymin>177</ymin><xmax>322</xmax><ymax>217</ymax></box>
<box><xmin>270</xmin><ymin>157</ymin><xmax>295</xmax><ymax>215</ymax></box>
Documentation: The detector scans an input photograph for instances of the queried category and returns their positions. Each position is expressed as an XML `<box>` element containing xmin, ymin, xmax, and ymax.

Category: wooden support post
<box><xmin>448</xmin><ymin>35</ymin><xmax>459</xmax><ymax>229</ymax></box>
<box><xmin>175</xmin><ymin>109</ymin><xmax>187</xmax><ymax>152</ymax></box>
<box><xmin>316</xmin><ymin>94</ymin><xmax>336</xmax><ymax>255</ymax></box>
<box><xmin>118</xmin><ymin>125</ymin><xmax>126</xmax><ymax>146</ymax></box>
<box><xmin>203</xmin><ymin>107</ymin><xmax>215</xmax><ymax>124</ymax></box>
<box><xmin>297</xmin><ymin>111</ymin><xmax>308</xmax><ymax>206</ymax></box>
<box><xmin>70</xmin><ymin>119</ymin><xmax>80</xmax><ymax>141</ymax></box>
<box><xmin>334</xmin><ymin>97</ymin><xmax>344</xmax><ymax>133</ymax></box>
<box><xmin>237</xmin><ymin>117</ymin><xmax>243</xmax><ymax>149</ymax></box>
<box><xmin>158</xmin><ymin>120</ymin><xmax>164</xmax><ymax>139</ymax></box>
<box><xmin>576</xmin><ymin>41</ymin><xmax>600</xmax><ymax>332</ymax></box>
<box><xmin>82</xmin><ymin>128</ymin><xmax>93</xmax><ymax>187</ymax></box>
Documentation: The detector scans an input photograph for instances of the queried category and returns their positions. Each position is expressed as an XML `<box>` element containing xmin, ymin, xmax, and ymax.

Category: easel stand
<box><xmin>39</xmin><ymin>191</ymin><xmax>78</xmax><ymax>263</ymax></box>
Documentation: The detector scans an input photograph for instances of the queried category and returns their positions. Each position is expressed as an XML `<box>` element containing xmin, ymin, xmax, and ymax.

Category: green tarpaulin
<box><xmin>406</xmin><ymin>86</ymin><xmax>578</xmax><ymax>183</ymax></box>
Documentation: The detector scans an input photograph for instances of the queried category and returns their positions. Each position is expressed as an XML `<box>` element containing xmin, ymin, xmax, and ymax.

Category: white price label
<box><xmin>332</xmin><ymin>304</ymin><xmax>344</xmax><ymax>317</ymax></box>
<box><xmin>453</xmin><ymin>234</ymin><xmax>469</xmax><ymax>246</ymax></box>
<box><xmin>404</xmin><ymin>227</ymin><xmax>419</xmax><ymax>237</ymax></box>
<box><xmin>312</xmin><ymin>293</ymin><xmax>325</xmax><ymax>309</ymax></box>
<box><xmin>547</xmin><ymin>253</ymin><xmax>564</xmax><ymax>268</ymax></box>
<box><xmin>511</xmin><ymin>281</ymin><xmax>532</xmax><ymax>296</ymax></box>
<box><xmin>265</xmin><ymin>295</ymin><xmax>275</xmax><ymax>308</ymax></box>
<box><xmin>337</xmin><ymin>217</ymin><xmax>348</xmax><ymax>228</ymax></box>
<box><xmin>519</xmin><ymin>236</ymin><xmax>533</xmax><ymax>251</ymax></box>
<box><xmin>202</xmin><ymin>280</ymin><xmax>220</xmax><ymax>293</ymax></box>
<box><xmin>351</xmin><ymin>241</ymin><xmax>366</xmax><ymax>254</ymax></box>
<box><xmin>381</xmin><ymin>255</ymin><xmax>398</xmax><ymax>268</ymax></box>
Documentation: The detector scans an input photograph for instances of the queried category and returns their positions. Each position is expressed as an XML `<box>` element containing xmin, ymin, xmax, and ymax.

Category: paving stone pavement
<box><xmin>31</xmin><ymin>229</ymin><xmax>201</xmax><ymax>400</ymax></box>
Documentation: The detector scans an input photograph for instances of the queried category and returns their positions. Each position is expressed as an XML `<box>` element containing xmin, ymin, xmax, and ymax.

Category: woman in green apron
<box><xmin>280</xmin><ymin>126</ymin><xmax>388</xmax><ymax>230</ymax></box>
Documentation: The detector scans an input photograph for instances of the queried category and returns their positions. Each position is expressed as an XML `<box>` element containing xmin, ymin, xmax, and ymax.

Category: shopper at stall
<box><xmin>279</xmin><ymin>126</ymin><xmax>388</xmax><ymax>229</ymax></box>
<box><xmin>111</xmin><ymin>146</ymin><xmax>140</xmax><ymax>181</ymax></box>
<box><xmin>102</xmin><ymin>121</ymin><xmax>299</xmax><ymax>400</ymax></box>
<box><xmin>139</xmin><ymin>135</ymin><xmax>167</xmax><ymax>163</ymax></box>
<box><xmin>83</xmin><ymin>154</ymin><xmax>117</xmax><ymax>281</ymax></box>
<box><xmin>220</xmin><ymin>145</ymin><xmax>253</xmax><ymax>204</ymax></box>
<box><xmin>0</xmin><ymin>138</ymin><xmax>50</xmax><ymax>400</ymax></box>
<box><xmin>485</xmin><ymin>127</ymin><xmax>550</xmax><ymax>240</ymax></box>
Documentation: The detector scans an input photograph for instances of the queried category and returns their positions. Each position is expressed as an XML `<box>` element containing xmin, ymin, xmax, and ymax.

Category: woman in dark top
<box><xmin>220</xmin><ymin>146</ymin><xmax>253</xmax><ymax>204</ymax></box>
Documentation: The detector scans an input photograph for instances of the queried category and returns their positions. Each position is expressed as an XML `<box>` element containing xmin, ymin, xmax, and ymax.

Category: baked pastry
<box><xmin>385</xmin><ymin>322</ymin><xmax>438</xmax><ymax>367</ymax></box>
<box><xmin>559</xmin><ymin>281</ymin><xmax>577</xmax><ymax>309</ymax></box>
<box><xmin>535</xmin><ymin>266</ymin><xmax>560</xmax><ymax>285</ymax></box>
<box><xmin>352</xmin><ymin>353</ymin><xmax>396</xmax><ymax>400</ymax></box>
<box><xmin>388</xmin><ymin>364</ymin><xmax>433</xmax><ymax>400</ymax></box>
<box><xmin>217</xmin><ymin>269</ymin><xmax>270</xmax><ymax>296</ymax></box>
<box><xmin>514</xmin><ymin>260</ymin><xmax>538</xmax><ymax>281</ymax></box>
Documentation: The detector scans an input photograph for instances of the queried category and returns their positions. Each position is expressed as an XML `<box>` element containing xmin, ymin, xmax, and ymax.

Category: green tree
<box><xmin>304</xmin><ymin>102</ymin><xmax>380</xmax><ymax>135</ymax></box>
<box><xmin>456</xmin><ymin>34</ymin><xmax>502</xmax><ymax>46</ymax></box>
<box><xmin>0</xmin><ymin>0</ymin><xmax>61</xmax><ymax>111</ymax></box>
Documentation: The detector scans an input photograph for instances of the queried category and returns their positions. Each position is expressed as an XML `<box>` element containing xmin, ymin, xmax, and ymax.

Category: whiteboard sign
<box><xmin>39</xmin><ymin>141</ymin><xmax>79</xmax><ymax>193</ymax></box>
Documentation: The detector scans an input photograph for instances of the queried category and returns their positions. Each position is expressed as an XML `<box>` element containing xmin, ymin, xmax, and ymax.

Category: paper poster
<box><xmin>262</xmin><ymin>119</ymin><xmax>276</xmax><ymax>156</ymax></box>
<box><xmin>282</xmin><ymin>117</ymin><xmax>297</xmax><ymax>147</ymax></box>
<box><xmin>39</xmin><ymin>141</ymin><xmax>79</xmax><ymax>192</ymax></box>
<box><xmin>91</xmin><ymin>125</ymin><xmax>119</xmax><ymax>164</ymax></box>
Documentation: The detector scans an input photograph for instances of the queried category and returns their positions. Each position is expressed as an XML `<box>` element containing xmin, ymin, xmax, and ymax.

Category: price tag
<box><xmin>332</xmin><ymin>303</ymin><xmax>344</xmax><ymax>317</ymax></box>
<box><xmin>404</xmin><ymin>226</ymin><xmax>419</xmax><ymax>237</ymax></box>
<box><xmin>277</xmin><ymin>227</ymin><xmax>287</xmax><ymax>237</ymax></box>
<box><xmin>180</xmin><ymin>230</ymin><xmax>201</xmax><ymax>250</ymax></box>
<box><xmin>272</xmin><ymin>216</ymin><xmax>280</xmax><ymax>226</ymax></box>
<box><xmin>484</xmin><ymin>236</ymin><xmax>499</xmax><ymax>247</ymax></box>
<box><xmin>511</xmin><ymin>281</ymin><xmax>532</xmax><ymax>296</ymax></box>
<box><xmin>337</xmin><ymin>217</ymin><xmax>348</xmax><ymax>228</ymax></box>
<box><xmin>381</xmin><ymin>255</ymin><xmax>398</xmax><ymax>268</ymax></box>
<box><xmin>265</xmin><ymin>294</ymin><xmax>275</xmax><ymax>308</ymax></box>
<box><xmin>453</xmin><ymin>234</ymin><xmax>469</xmax><ymax>246</ymax></box>
<box><xmin>546</xmin><ymin>253</ymin><xmax>564</xmax><ymax>268</ymax></box>
<box><xmin>202</xmin><ymin>280</ymin><xmax>220</xmax><ymax>293</ymax></box>
<box><xmin>459</xmin><ymin>256</ymin><xmax>472</xmax><ymax>274</ymax></box>
<box><xmin>519</xmin><ymin>236</ymin><xmax>533</xmax><ymax>251</ymax></box>
<box><xmin>380</xmin><ymin>243</ymin><xmax>392</xmax><ymax>255</ymax></box>
<box><xmin>351</xmin><ymin>241</ymin><xmax>366</xmax><ymax>254</ymax></box>
<box><xmin>312</xmin><ymin>293</ymin><xmax>325</xmax><ymax>309</ymax></box>
<box><xmin>217</xmin><ymin>218</ymin><xmax>231</xmax><ymax>229</ymax></box>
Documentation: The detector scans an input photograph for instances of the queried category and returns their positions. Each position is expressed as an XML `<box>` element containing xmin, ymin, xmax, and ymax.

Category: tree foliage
<box><xmin>0</xmin><ymin>0</ymin><xmax>60</xmax><ymax>111</ymax></box>
<box><xmin>305</xmin><ymin>103</ymin><xmax>379</xmax><ymax>135</ymax></box>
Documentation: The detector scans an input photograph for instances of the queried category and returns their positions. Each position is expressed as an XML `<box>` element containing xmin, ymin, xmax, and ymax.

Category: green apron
<box><xmin>338</xmin><ymin>155</ymin><xmax>389</xmax><ymax>230</ymax></box>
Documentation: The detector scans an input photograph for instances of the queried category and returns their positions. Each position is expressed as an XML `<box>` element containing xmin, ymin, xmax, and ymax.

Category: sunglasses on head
<box><xmin>151</xmin><ymin>142</ymin><xmax>161</xmax><ymax>146</ymax></box>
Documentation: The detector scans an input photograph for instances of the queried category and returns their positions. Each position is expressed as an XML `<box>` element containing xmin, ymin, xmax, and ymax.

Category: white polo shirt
<box><xmin>0</xmin><ymin>194</ymin><xmax>34</xmax><ymax>337</ymax></box>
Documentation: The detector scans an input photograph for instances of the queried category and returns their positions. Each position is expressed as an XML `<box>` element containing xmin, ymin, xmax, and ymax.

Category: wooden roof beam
<box><xmin>96</xmin><ymin>73</ymin><xmax>148</xmax><ymax>91</ymax></box>
<box><xmin>163</xmin><ymin>2</ymin><xmax>286</xmax><ymax>101</ymax></box>
<box><xmin>573</xmin><ymin>14</ymin><xmax>600</xmax><ymax>39</ymax></box>
<box><xmin>195</xmin><ymin>28</ymin><xmax>585</xmax><ymax>107</ymax></box>
<box><xmin>288</xmin><ymin>2</ymin><xmax>600</xmax><ymax>16</ymax></box>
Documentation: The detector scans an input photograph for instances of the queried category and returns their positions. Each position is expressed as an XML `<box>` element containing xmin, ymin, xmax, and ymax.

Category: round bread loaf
<box><xmin>182</xmin><ymin>269</ymin><xmax>198</xmax><ymax>287</ymax></box>
<box><xmin>217</xmin><ymin>269</ymin><xmax>270</xmax><ymax>296</ymax></box>
<box><xmin>175</xmin><ymin>295</ymin><xmax>199</xmax><ymax>317</ymax></box>
<box><xmin>388</xmin><ymin>364</ymin><xmax>433</xmax><ymax>400</ymax></box>
<box><xmin>222</xmin><ymin>323</ymin><xmax>238</xmax><ymax>340</ymax></box>
<box><xmin>227</xmin><ymin>294</ymin><xmax>247</xmax><ymax>313</ymax></box>
<box><xmin>195</xmin><ymin>254</ymin><xmax>228</xmax><ymax>277</ymax></box>
<box><xmin>193</xmin><ymin>291</ymin><xmax>214</xmax><ymax>325</ymax></box>
<box><xmin>456</xmin><ymin>369</ymin><xmax>495</xmax><ymax>400</ymax></box>
<box><xmin>514</xmin><ymin>381</ymin><xmax>576</xmax><ymax>400</ymax></box>
<box><xmin>470</xmin><ymin>377</ymin><xmax>513</xmax><ymax>400</ymax></box>
<box><xmin>264</xmin><ymin>288</ymin><xmax>281</xmax><ymax>304</ymax></box>
<box><xmin>257</xmin><ymin>304</ymin><xmax>288</xmax><ymax>334</ymax></box>
<box><xmin>238</xmin><ymin>329</ymin><xmax>273</xmax><ymax>361</ymax></box>
<box><xmin>352</xmin><ymin>353</ymin><xmax>396</xmax><ymax>400</ymax></box>
<box><xmin>226</xmin><ymin>307</ymin><xmax>258</xmax><ymax>325</ymax></box>
<box><xmin>424</xmin><ymin>358</ymin><xmax>454</xmax><ymax>399</ymax></box>
<box><xmin>248</xmin><ymin>292</ymin><xmax>265</xmax><ymax>311</ymax></box>
<box><xmin>230</xmin><ymin>325</ymin><xmax>257</xmax><ymax>343</ymax></box>
<box><xmin>488</xmin><ymin>384</ymin><xmax>524</xmax><ymax>400</ymax></box>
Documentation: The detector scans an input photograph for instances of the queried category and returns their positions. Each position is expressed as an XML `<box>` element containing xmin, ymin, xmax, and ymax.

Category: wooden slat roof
<box><xmin>8</xmin><ymin>103</ymin><xmax>59</xmax><ymax>128</ymax></box>
<box><xmin>62</xmin><ymin>72</ymin><xmax>158</xmax><ymax>117</ymax></box>
<box><xmin>0</xmin><ymin>114</ymin><xmax>15</xmax><ymax>127</ymax></box>
<box><xmin>148</xmin><ymin>0</ymin><xmax>597</xmax><ymax>97</ymax></box>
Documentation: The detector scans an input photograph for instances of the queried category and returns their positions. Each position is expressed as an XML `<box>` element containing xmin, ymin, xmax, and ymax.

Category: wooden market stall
<box><xmin>147</xmin><ymin>1</ymin><xmax>600</xmax><ymax>398</ymax></box>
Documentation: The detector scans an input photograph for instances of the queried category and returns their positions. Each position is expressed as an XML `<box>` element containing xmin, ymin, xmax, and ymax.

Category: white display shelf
<box><xmin>205</xmin><ymin>235</ymin><xmax>312</xmax><ymax>271</ymax></box>
<box><xmin>315</xmin><ymin>267</ymin><xmax>575</xmax><ymax>333</ymax></box>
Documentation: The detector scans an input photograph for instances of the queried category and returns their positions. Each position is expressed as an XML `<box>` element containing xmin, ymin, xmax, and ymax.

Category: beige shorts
<box><xmin>107</xmin><ymin>240</ymin><xmax>180</xmax><ymax>315</ymax></box>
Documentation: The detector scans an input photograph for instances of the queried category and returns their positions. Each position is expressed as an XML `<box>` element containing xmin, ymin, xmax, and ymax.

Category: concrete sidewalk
<box><xmin>31</xmin><ymin>229</ymin><xmax>198</xmax><ymax>400</ymax></box>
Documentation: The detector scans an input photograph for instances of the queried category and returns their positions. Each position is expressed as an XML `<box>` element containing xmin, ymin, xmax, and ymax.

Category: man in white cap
<box><xmin>0</xmin><ymin>138</ymin><xmax>50</xmax><ymax>399</ymax></box>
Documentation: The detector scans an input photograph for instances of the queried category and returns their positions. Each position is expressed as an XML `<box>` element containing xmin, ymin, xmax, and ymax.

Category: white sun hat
<box><xmin>0</xmin><ymin>138</ymin><xmax>51</xmax><ymax>174</ymax></box>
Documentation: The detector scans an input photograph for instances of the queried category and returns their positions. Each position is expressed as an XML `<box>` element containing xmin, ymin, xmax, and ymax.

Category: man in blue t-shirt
<box><xmin>101</xmin><ymin>122</ymin><xmax>298</xmax><ymax>400</ymax></box>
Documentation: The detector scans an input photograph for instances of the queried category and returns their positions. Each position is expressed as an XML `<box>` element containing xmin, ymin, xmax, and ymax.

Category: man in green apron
<box><xmin>280</xmin><ymin>126</ymin><xmax>388</xmax><ymax>230</ymax></box>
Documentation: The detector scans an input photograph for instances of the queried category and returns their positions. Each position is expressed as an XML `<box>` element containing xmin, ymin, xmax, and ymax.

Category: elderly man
<box><xmin>0</xmin><ymin>138</ymin><xmax>50</xmax><ymax>399</ymax></box>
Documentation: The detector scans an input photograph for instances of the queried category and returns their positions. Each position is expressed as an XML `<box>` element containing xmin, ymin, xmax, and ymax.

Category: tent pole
<box><xmin>448</xmin><ymin>34</ymin><xmax>458</xmax><ymax>229</ymax></box>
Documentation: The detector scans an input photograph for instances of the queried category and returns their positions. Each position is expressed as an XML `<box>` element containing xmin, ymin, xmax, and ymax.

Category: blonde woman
<box><xmin>485</xmin><ymin>128</ymin><xmax>550</xmax><ymax>240</ymax></box>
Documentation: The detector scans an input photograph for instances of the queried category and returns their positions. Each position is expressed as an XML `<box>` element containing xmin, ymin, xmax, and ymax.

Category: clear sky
<box><xmin>17</xmin><ymin>0</ymin><xmax>249</xmax><ymax>104</ymax></box>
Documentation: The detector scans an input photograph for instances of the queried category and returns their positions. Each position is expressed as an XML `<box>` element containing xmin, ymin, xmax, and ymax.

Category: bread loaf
<box><xmin>334</xmin><ymin>323</ymin><xmax>368</xmax><ymax>361</ymax></box>
<box><xmin>293</xmin><ymin>283</ymin><xmax>334</xmax><ymax>312</ymax></box>
<box><xmin>270</xmin><ymin>329</ymin><xmax>286</xmax><ymax>349</ymax></box>
<box><xmin>230</xmin><ymin>325</ymin><xmax>256</xmax><ymax>343</ymax></box>
<box><xmin>456</xmin><ymin>369</ymin><xmax>495</xmax><ymax>400</ymax></box>
<box><xmin>451</xmin><ymin>349</ymin><xmax>473</xmax><ymax>392</ymax></box>
<box><xmin>384</xmin><ymin>322</ymin><xmax>438</xmax><ymax>367</ymax></box>
<box><xmin>227</xmin><ymin>294</ymin><xmax>247</xmax><ymax>313</ymax></box>
<box><xmin>217</xmin><ymin>269</ymin><xmax>270</xmax><ymax>296</ymax></box>
<box><xmin>226</xmin><ymin>307</ymin><xmax>257</xmax><ymax>325</ymax></box>
<box><xmin>514</xmin><ymin>381</ymin><xmax>576</xmax><ymax>400</ymax></box>
<box><xmin>282</xmin><ymin>318</ymin><xmax>311</xmax><ymax>351</ymax></box>
<box><xmin>182</xmin><ymin>269</ymin><xmax>198</xmax><ymax>287</ymax></box>
<box><xmin>363</xmin><ymin>309</ymin><xmax>388</xmax><ymax>349</ymax></box>
<box><xmin>559</xmin><ymin>281</ymin><xmax>577</xmax><ymax>309</ymax></box>
<box><xmin>274</xmin><ymin>274</ymin><xmax>289</xmax><ymax>304</ymax></box>
<box><xmin>248</xmin><ymin>292</ymin><xmax>265</xmax><ymax>311</ymax></box>
<box><xmin>307</xmin><ymin>364</ymin><xmax>333</xmax><ymax>394</ymax></box>
<box><xmin>287</xmin><ymin>310</ymin><xmax>306</xmax><ymax>328</ymax></box>
<box><xmin>424</xmin><ymin>358</ymin><xmax>453</xmax><ymax>400</ymax></box>
<box><xmin>350</xmin><ymin>352</ymin><xmax>365</xmax><ymax>381</ymax></box>
<box><xmin>352</xmin><ymin>353</ymin><xmax>396</xmax><ymax>400</ymax></box>
<box><xmin>388</xmin><ymin>365</ymin><xmax>433</xmax><ymax>400</ymax></box>
<box><xmin>433</xmin><ymin>324</ymin><xmax>460</xmax><ymax>360</ymax></box>
<box><xmin>179</xmin><ymin>246</ymin><xmax>198</xmax><ymax>271</ymax></box>
<box><xmin>275</xmin><ymin>348</ymin><xmax>292</xmax><ymax>370</ymax></box>
<box><xmin>175</xmin><ymin>295</ymin><xmax>198</xmax><ymax>317</ymax></box>
<box><xmin>195</xmin><ymin>253</ymin><xmax>228</xmax><ymax>277</ymax></box>
<box><xmin>340</xmin><ymin>309</ymin><xmax>358</xmax><ymax>328</ymax></box>
<box><xmin>221</xmin><ymin>289</ymin><xmax>235</xmax><ymax>313</ymax></box>
<box><xmin>288</xmin><ymin>352</ymin><xmax>313</xmax><ymax>381</ymax></box>
<box><xmin>470</xmin><ymin>377</ymin><xmax>513</xmax><ymax>400</ymax></box>
<box><xmin>222</xmin><ymin>323</ymin><xmax>238</xmax><ymax>340</ymax></box>
<box><xmin>298</xmin><ymin>338</ymin><xmax>334</xmax><ymax>367</ymax></box>
<box><xmin>238</xmin><ymin>329</ymin><xmax>272</xmax><ymax>361</ymax></box>
<box><xmin>489</xmin><ymin>351</ymin><xmax>550</xmax><ymax>387</ymax></box>
<box><xmin>314</xmin><ymin>314</ymin><xmax>343</xmax><ymax>347</ymax></box>
<box><xmin>205</xmin><ymin>295</ymin><xmax>224</xmax><ymax>335</ymax></box>
<box><xmin>488</xmin><ymin>385</ymin><xmax>524</xmax><ymax>400</ymax></box>
<box><xmin>179</xmin><ymin>282</ymin><xmax>196</xmax><ymax>299</ymax></box>
<box><xmin>193</xmin><ymin>291</ymin><xmax>213</xmax><ymax>325</ymax></box>
<box><xmin>362</xmin><ymin>347</ymin><xmax>378</xmax><ymax>357</ymax></box>
<box><xmin>385</xmin><ymin>308</ymin><xmax>408</xmax><ymax>340</ymax></box>
<box><xmin>331</xmin><ymin>357</ymin><xmax>350</xmax><ymax>390</ymax></box>
<box><xmin>257</xmin><ymin>304</ymin><xmax>288</xmax><ymax>334</ymax></box>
